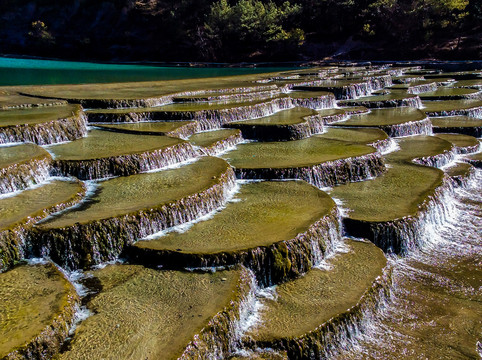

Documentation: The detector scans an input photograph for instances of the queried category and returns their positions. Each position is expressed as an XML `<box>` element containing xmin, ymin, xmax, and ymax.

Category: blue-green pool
<box><xmin>0</xmin><ymin>57</ymin><xmax>298</xmax><ymax>86</ymax></box>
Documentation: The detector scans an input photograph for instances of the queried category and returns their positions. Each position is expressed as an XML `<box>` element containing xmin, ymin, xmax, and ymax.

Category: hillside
<box><xmin>0</xmin><ymin>0</ymin><xmax>480</xmax><ymax>62</ymax></box>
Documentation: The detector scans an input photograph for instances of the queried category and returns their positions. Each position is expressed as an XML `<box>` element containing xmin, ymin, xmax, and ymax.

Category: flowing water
<box><xmin>0</xmin><ymin>62</ymin><xmax>481</xmax><ymax>359</ymax></box>
<box><xmin>331</xmin><ymin>169</ymin><xmax>482</xmax><ymax>359</ymax></box>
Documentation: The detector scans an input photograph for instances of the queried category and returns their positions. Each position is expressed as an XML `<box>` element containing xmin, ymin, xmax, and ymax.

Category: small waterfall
<box><xmin>0</xmin><ymin>182</ymin><xmax>86</xmax><ymax>273</ymax></box>
<box><xmin>131</xmin><ymin>205</ymin><xmax>341</xmax><ymax>287</ymax></box>
<box><xmin>179</xmin><ymin>267</ymin><xmax>256</xmax><ymax>360</ymax></box>
<box><xmin>0</xmin><ymin>157</ymin><xmax>51</xmax><ymax>194</ymax></box>
<box><xmin>291</xmin><ymin>94</ymin><xmax>337</xmax><ymax>110</ymax></box>
<box><xmin>368</xmin><ymin>177</ymin><xmax>457</xmax><ymax>254</ymax></box>
<box><xmin>52</xmin><ymin>142</ymin><xmax>198</xmax><ymax>180</ymax></box>
<box><xmin>76</xmin><ymin>95</ymin><xmax>174</xmax><ymax>109</ymax></box>
<box><xmin>228</xmin><ymin>113</ymin><xmax>328</xmax><ymax>142</ymax></box>
<box><xmin>165</xmin><ymin>121</ymin><xmax>201</xmax><ymax>139</ymax></box>
<box><xmin>339</xmin><ymin>95</ymin><xmax>423</xmax><ymax>109</ymax></box>
<box><xmin>0</xmin><ymin>111</ymin><xmax>88</xmax><ymax>145</ymax></box>
<box><xmin>196</xmin><ymin>98</ymin><xmax>294</xmax><ymax>131</ymax></box>
<box><xmin>413</xmin><ymin>149</ymin><xmax>456</xmax><ymax>169</ymax></box>
<box><xmin>32</xmin><ymin>166</ymin><xmax>237</xmax><ymax>270</ymax></box>
<box><xmin>196</xmin><ymin>131</ymin><xmax>244</xmax><ymax>156</ymax></box>
<box><xmin>340</xmin><ymin>82</ymin><xmax>372</xmax><ymax>100</ymax></box>
<box><xmin>87</xmin><ymin>98</ymin><xmax>295</xmax><ymax>130</ymax></box>
<box><xmin>235</xmin><ymin>152</ymin><xmax>386</xmax><ymax>189</ymax></box>
<box><xmin>364</xmin><ymin>75</ymin><xmax>393</xmax><ymax>91</ymax></box>
<box><xmin>424</xmin><ymin>105</ymin><xmax>482</xmax><ymax>118</ymax></box>
<box><xmin>81</xmin><ymin>85</ymin><xmax>278</xmax><ymax>110</ymax></box>
<box><xmin>368</xmin><ymin>138</ymin><xmax>395</xmax><ymax>154</ymax></box>
<box><xmin>378</xmin><ymin>118</ymin><xmax>433</xmax><ymax>137</ymax></box>
<box><xmin>387</xmin><ymin>69</ymin><xmax>405</xmax><ymax>77</ymax></box>
<box><xmin>2</xmin><ymin>261</ymin><xmax>81</xmax><ymax>360</ymax></box>
<box><xmin>174</xmin><ymin>89</ymin><xmax>281</xmax><ymax>103</ymax></box>
<box><xmin>330</xmin><ymin>169</ymin><xmax>482</xmax><ymax>359</ymax></box>
<box><xmin>393</xmin><ymin>76</ymin><xmax>425</xmax><ymax>84</ymax></box>
<box><xmin>407</xmin><ymin>82</ymin><xmax>438</xmax><ymax>94</ymax></box>
<box><xmin>345</xmin><ymin>143</ymin><xmax>480</xmax><ymax>254</ymax></box>
<box><xmin>243</xmin><ymin>254</ymin><xmax>393</xmax><ymax>360</ymax></box>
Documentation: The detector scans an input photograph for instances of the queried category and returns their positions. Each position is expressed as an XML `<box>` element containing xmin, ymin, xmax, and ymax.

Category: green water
<box><xmin>0</xmin><ymin>57</ymin><xmax>298</xmax><ymax>86</ymax></box>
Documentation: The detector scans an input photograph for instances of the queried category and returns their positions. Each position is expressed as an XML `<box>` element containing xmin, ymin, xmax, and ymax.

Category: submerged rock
<box><xmin>431</xmin><ymin>116</ymin><xmax>482</xmax><ymax>137</ymax></box>
<box><xmin>333</xmin><ymin>107</ymin><xmax>432</xmax><ymax>137</ymax></box>
<box><xmin>227</xmin><ymin>107</ymin><xmax>327</xmax><ymax>142</ymax></box>
<box><xmin>49</xmin><ymin>129</ymin><xmax>197</xmax><ymax>180</ymax></box>
<box><xmin>94</xmin><ymin>120</ymin><xmax>200</xmax><ymax>139</ymax></box>
<box><xmin>418</xmin><ymin>87</ymin><xmax>482</xmax><ymax>101</ymax></box>
<box><xmin>0</xmin><ymin>105</ymin><xmax>87</xmax><ymax>145</ymax></box>
<box><xmin>57</xmin><ymin>265</ymin><xmax>253</xmax><ymax>360</ymax></box>
<box><xmin>422</xmin><ymin>99</ymin><xmax>482</xmax><ymax>117</ymax></box>
<box><xmin>222</xmin><ymin>136</ymin><xmax>385</xmax><ymax>188</ymax></box>
<box><xmin>0</xmin><ymin>263</ymin><xmax>79</xmax><ymax>359</ymax></box>
<box><xmin>316</xmin><ymin>127</ymin><xmax>392</xmax><ymax>154</ymax></box>
<box><xmin>0</xmin><ymin>143</ymin><xmax>52</xmax><ymax>194</ymax></box>
<box><xmin>130</xmin><ymin>181</ymin><xmax>340</xmax><ymax>286</ymax></box>
<box><xmin>0</xmin><ymin>179</ymin><xmax>86</xmax><ymax>272</ymax></box>
<box><xmin>188</xmin><ymin>129</ymin><xmax>243</xmax><ymax>156</ymax></box>
<box><xmin>245</xmin><ymin>239</ymin><xmax>390</xmax><ymax>359</ymax></box>
<box><xmin>0</xmin><ymin>91</ymin><xmax>67</xmax><ymax>110</ymax></box>
<box><xmin>32</xmin><ymin>157</ymin><xmax>236</xmax><ymax>269</ymax></box>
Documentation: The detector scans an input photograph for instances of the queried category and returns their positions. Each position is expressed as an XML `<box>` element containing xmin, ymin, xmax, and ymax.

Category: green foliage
<box><xmin>0</xmin><ymin>0</ymin><xmax>479</xmax><ymax>61</ymax></box>
<box><xmin>28</xmin><ymin>21</ymin><xmax>55</xmax><ymax>45</ymax></box>
<box><xmin>204</xmin><ymin>0</ymin><xmax>304</xmax><ymax>59</ymax></box>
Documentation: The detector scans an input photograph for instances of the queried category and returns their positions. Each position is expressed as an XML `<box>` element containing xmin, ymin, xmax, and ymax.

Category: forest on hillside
<box><xmin>0</xmin><ymin>0</ymin><xmax>480</xmax><ymax>61</ymax></box>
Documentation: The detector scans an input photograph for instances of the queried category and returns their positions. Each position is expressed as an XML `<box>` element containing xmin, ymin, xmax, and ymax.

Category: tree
<box><xmin>203</xmin><ymin>0</ymin><xmax>304</xmax><ymax>60</ymax></box>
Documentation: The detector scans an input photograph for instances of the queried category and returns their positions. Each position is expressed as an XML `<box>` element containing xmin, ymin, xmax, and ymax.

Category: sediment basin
<box><xmin>221</xmin><ymin>136</ymin><xmax>385</xmax><ymax>188</ymax></box>
<box><xmin>332</xmin><ymin>107</ymin><xmax>432</xmax><ymax>136</ymax></box>
<box><xmin>130</xmin><ymin>181</ymin><xmax>339</xmax><ymax>285</ymax></box>
<box><xmin>0</xmin><ymin>143</ymin><xmax>52</xmax><ymax>194</ymax></box>
<box><xmin>0</xmin><ymin>263</ymin><xmax>79</xmax><ymax>360</ymax></box>
<box><xmin>246</xmin><ymin>239</ymin><xmax>389</xmax><ymax>359</ymax></box>
<box><xmin>32</xmin><ymin>157</ymin><xmax>236</xmax><ymax>269</ymax></box>
<box><xmin>0</xmin><ymin>105</ymin><xmax>87</xmax><ymax>145</ymax></box>
<box><xmin>57</xmin><ymin>265</ymin><xmax>253</xmax><ymax>360</ymax></box>
<box><xmin>0</xmin><ymin>179</ymin><xmax>86</xmax><ymax>272</ymax></box>
<box><xmin>48</xmin><ymin>129</ymin><xmax>196</xmax><ymax>179</ymax></box>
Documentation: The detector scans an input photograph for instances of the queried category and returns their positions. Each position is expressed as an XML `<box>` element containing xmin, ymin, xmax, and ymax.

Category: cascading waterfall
<box><xmin>0</xmin><ymin>181</ymin><xmax>86</xmax><ymax>273</ymax></box>
<box><xmin>339</xmin><ymin>95</ymin><xmax>423</xmax><ymax>109</ymax></box>
<box><xmin>0</xmin><ymin>112</ymin><xmax>88</xmax><ymax>145</ymax></box>
<box><xmin>368</xmin><ymin>138</ymin><xmax>398</xmax><ymax>154</ymax></box>
<box><xmin>173</xmin><ymin>89</ymin><xmax>281</xmax><ymax>103</ymax></box>
<box><xmin>377</xmin><ymin>118</ymin><xmax>433</xmax><ymax>137</ymax></box>
<box><xmin>52</xmin><ymin>142</ymin><xmax>198</xmax><ymax>180</ymax></box>
<box><xmin>0</xmin><ymin>157</ymin><xmax>51</xmax><ymax>194</ymax></box>
<box><xmin>196</xmin><ymin>98</ymin><xmax>294</xmax><ymax>131</ymax></box>
<box><xmin>235</xmin><ymin>152</ymin><xmax>386</xmax><ymax>189</ymax></box>
<box><xmin>364</xmin><ymin>75</ymin><xmax>393</xmax><ymax>91</ymax></box>
<box><xmin>407</xmin><ymin>82</ymin><xmax>438</xmax><ymax>94</ymax></box>
<box><xmin>32</xmin><ymin>166</ymin><xmax>237</xmax><ymax>270</ymax></box>
<box><xmin>291</xmin><ymin>94</ymin><xmax>337</xmax><ymax>110</ymax></box>
<box><xmin>179</xmin><ymin>267</ymin><xmax>256</xmax><ymax>360</ymax></box>
<box><xmin>369</xmin><ymin>176</ymin><xmax>457</xmax><ymax>253</ymax></box>
<box><xmin>424</xmin><ymin>106</ymin><xmax>482</xmax><ymax>118</ymax></box>
<box><xmin>131</xmin><ymin>205</ymin><xmax>342</xmax><ymax>287</ymax></box>
<box><xmin>329</xmin><ymin>168</ymin><xmax>482</xmax><ymax>360</ymax></box>
<box><xmin>196</xmin><ymin>132</ymin><xmax>244</xmax><ymax>156</ymax></box>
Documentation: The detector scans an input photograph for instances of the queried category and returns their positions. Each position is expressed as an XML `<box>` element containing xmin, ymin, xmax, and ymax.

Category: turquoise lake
<box><xmin>0</xmin><ymin>57</ymin><xmax>298</xmax><ymax>86</ymax></box>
